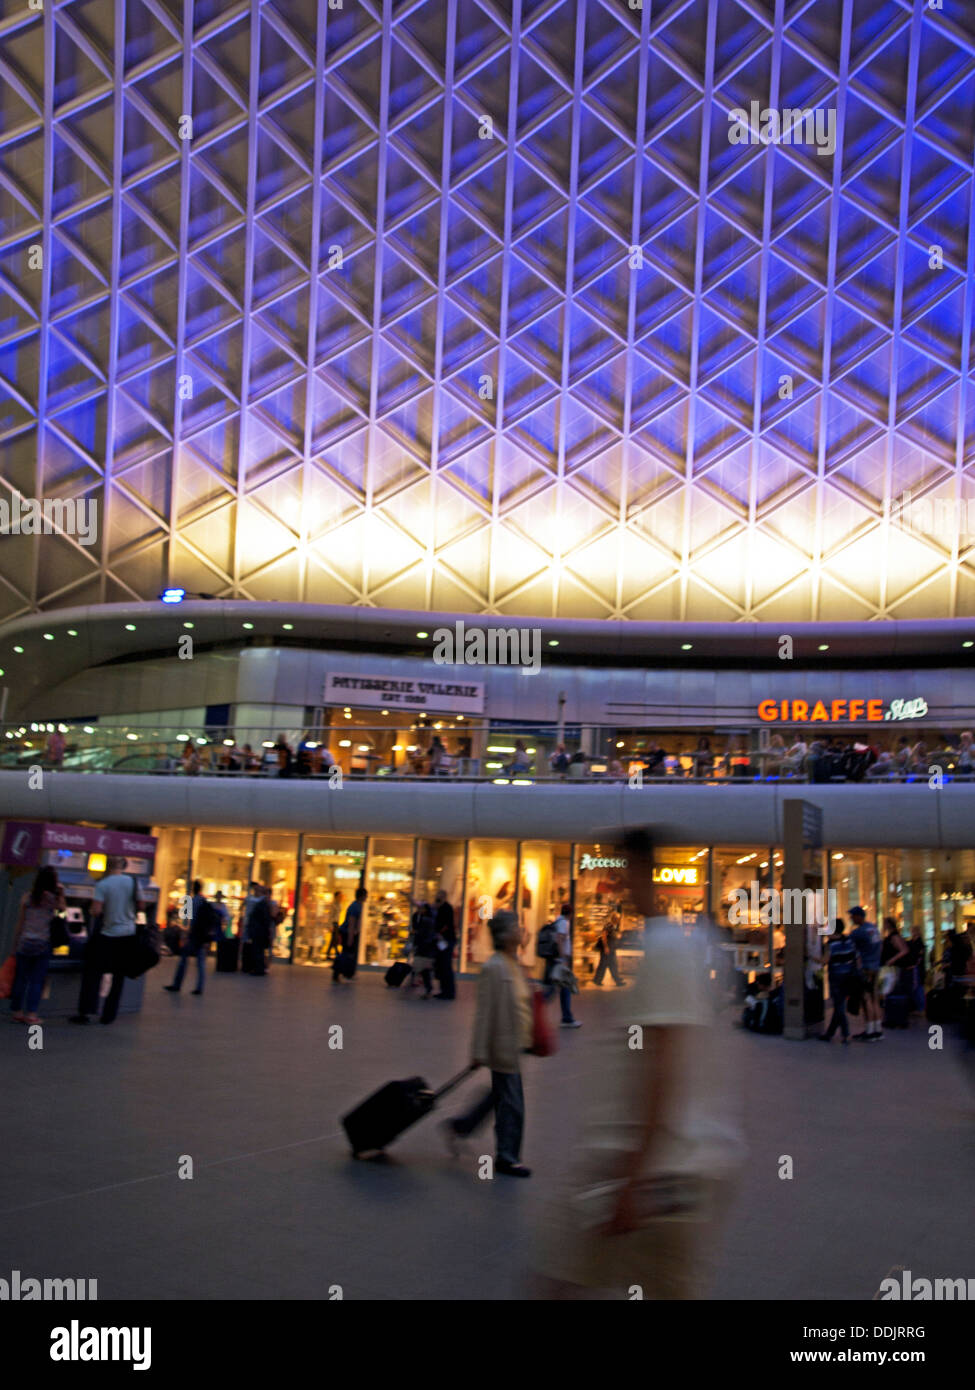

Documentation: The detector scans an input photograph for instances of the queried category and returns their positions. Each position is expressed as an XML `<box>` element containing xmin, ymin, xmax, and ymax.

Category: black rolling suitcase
<box><xmin>385</xmin><ymin>960</ymin><xmax>411</xmax><ymax>988</ymax></box>
<box><xmin>343</xmin><ymin>1065</ymin><xmax>477</xmax><ymax>1157</ymax></box>
<box><xmin>216</xmin><ymin>937</ymin><xmax>240</xmax><ymax>973</ymax></box>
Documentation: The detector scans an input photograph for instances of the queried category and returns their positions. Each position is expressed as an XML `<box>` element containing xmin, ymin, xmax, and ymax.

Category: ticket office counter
<box><xmin>1</xmin><ymin>847</ymin><xmax>158</xmax><ymax>1018</ymax></box>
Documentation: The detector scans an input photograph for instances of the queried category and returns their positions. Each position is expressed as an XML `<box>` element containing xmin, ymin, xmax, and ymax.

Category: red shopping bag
<box><xmin>530</xmin><ymin>988</ymin><xmax>558</xmax><ymax>1057</ymax></box>
<box><xmin>0</xmin><ymin>955</ymin><xmax>15</xmax><ymax>1000</ymax></box>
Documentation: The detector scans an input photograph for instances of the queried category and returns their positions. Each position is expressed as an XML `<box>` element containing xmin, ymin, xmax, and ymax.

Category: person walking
<box><xmin>333</xmin><ymin>887</ymin><xmax>366</xmax><ymax>984</ymax></box>
<box><xmin>593</xmin><ymin>903</ymin><xmax>626</xmax><ymax>988</ymax></box>
<box><xmin>848</xmin><ymin>905</ymin><xmax>884</xmax><ymax>1040</ymax></box>
<box><xmin>820</xmin><ymin>919</ymin><xmax>860</xmax><ymax>1044</ymax></box>
<box><xmin>70</xmin><ymin>857</ymin><xmax>145</xmax><ymax>1025</ymax></box>
<box><xmin>433</xmin><ymin>889</ymin><xmax>457</xmax><ymax>999</ymax></box>
<box><xmin>532</xmin><ymin>828</ymin><xmax>745</xmax><ymax>1299</ymax></box>
<box><xmin>324</xmin><ymin>890</ymin><xmax>344</xmax><ymax>960</ymax></box>
<box><xmin>543</xmin><ymin>901</ymin><xmax>581</xmax><ymax>1027</ymax></box>
<box><xmin>9</xmin><ymin>866</ymin><xmax>65</xmax><ymax>1023</ymax></box>
<box><xmin>164</xmin><ymin>880</ymin><xmax>213</xmax><ymax>995</ymax></box>
<box><xmin>443</xmin><ymin>911</ymin><xmax>533</xmax><ymax>1177</ymax></box>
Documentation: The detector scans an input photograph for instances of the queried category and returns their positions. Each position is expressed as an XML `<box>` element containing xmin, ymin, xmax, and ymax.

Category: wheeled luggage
<box><xmin>385</xmin><ymin>960</ymin><xmax>411</xmax><ymax>987</ymax></box>
<box><xmin>334</xmin><ymin>951</ymin><xmax>356</xmax><ymax>979</ymax></box>
<box><xmin>216</xmin><ymin>936</ymin><xmax>240</xmax><ymax>973</ymax></box>
<box><xmin>342</xmin><ymin>1065</ymin><xmax>477</xmax><ymax>1157</ymax></box>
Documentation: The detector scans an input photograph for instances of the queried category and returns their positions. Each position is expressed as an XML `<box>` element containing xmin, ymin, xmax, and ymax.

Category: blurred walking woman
<box><xmin>10</xmin><ymin>866</ymin><xmax>65</xmax><ymax>1023</ymax></box>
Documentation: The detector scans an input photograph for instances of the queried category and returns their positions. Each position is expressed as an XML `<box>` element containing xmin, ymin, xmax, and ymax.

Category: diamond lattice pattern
<box><xmin>3</xmin><ymin>0</ymin><xmax>975</xmax><ymax>621</ymax></box>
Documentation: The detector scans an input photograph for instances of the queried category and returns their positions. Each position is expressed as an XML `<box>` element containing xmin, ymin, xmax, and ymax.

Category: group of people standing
<box><xmin>820</xmin><ymin>907</ymin><xmax>968</xmax><ymax>1043</ymax></box>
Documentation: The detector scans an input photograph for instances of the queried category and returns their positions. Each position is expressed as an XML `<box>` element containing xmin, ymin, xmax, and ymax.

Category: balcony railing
<box><xmin>2</xmin><ymin>723</ymin><xmax>972</xmax><ymax>785</ymax></box>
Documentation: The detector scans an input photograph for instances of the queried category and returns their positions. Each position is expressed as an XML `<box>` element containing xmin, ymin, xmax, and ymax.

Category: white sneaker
<box><xmin>561</xmin><ymin>1020</ymin><xmax>582</xmax><ymax>1028</ymax></box>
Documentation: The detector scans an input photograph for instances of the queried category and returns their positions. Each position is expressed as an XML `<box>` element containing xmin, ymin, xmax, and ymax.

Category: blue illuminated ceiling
<box><xmin>2</xmin><ymin>0</ymin><xmax>975</xmax><ymax>621</ymax></box>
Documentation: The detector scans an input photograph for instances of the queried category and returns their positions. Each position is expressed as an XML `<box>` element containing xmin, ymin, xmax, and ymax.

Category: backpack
<box><xmin>197</xmin><ymin>898</ymin><xmax>222</xmax><ymax>941</ymax></box>
<box><xmin>537</xmin><ymin>922</ymin><xmax>559</xmax><ymax>959</ymax></box>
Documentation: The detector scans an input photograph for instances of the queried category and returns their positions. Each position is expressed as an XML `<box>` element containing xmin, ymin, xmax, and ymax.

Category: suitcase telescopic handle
<box><xmin>432</xmin><ymin>1062</ymin><xmax>481</xmax><ymax>1101</ymax></box>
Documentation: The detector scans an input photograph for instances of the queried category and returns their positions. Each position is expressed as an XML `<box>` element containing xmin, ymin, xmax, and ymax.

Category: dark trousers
<box><xmin>78</xmin><ymin>934</ymin><xmax>135</xmax><ymax>1023</ymax></box>
<box><xmin>593</xmin><ymin>942</ymin><xmax>622</xmax><ymax>986</ymax></box>
<box><xmin>542</xmin><ymin>959</ymin><xmax>575</xmax><ymax>1022</ymax></box>
<box><xmin>173</xmin><ymin>942</ymin><xmax>207</xmax><ymax>992</ymax></box>
<box><xmin>11</xmin><ymin>951</ymin><xmax>51</xmax><ymax>1014</ymax></box>
<box><xmin>824</xmin><ymin>978</ymin><xmax>850</xmax><ymax>1040</ymax></box>
<box><xmin>435</xmin><ymin>948</ymin><xmax>455</xmax><ymax>999</ymax></box>
<box><xmin>451</xmin><ymin>1070</ymin><xmax>524</xmax><ymax>1166</ymax></box>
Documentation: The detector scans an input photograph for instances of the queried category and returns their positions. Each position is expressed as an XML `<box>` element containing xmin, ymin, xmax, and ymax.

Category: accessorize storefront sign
<box><xmin>757</xmin><ymin>697</ymin><xmax>928</xmax><ymax>723</ymax></box>
<box><xmin>652</xmin><ymin>865</ymin><xmax>700</xmax><ymax>884</ymax></box>
<box><xmin>324</xmin><ymin>672</ymin><xmax>485</xmax><ymax>714</ymax></box>
<box><xmin>578</xmin><ymin>853</ymin><xmax>627</xmax><ymax>871</ymax></box>
<box><xmin>0</xmin><ymin>821</ymin><xmax>157</xmax><ymax>865</ymax></box>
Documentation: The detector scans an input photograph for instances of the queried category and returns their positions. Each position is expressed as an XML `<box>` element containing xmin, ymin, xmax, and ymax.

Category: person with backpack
<box><xmin>70</xmin><ymin>857</ymin><xmax>146</xmax><ymax>1025</ymax></box>
<box><xmin>819</xmin><ymin>918</ymin><xmax>861</xmax><ymax>1045</ymax></box>
<box><xmin>541</xmin><ymin>902</ymin><xmax>581</xmax><ymax>1028</ymax></box>
<box><xmin>9</xmin><ymin>866</ymin><xmax>65</xmax><ymax>1024</ymax></box>
<box><xmin>164</xmin><ymin>880</ymin><xmax>216</xmax><ymax>995</ymax></box>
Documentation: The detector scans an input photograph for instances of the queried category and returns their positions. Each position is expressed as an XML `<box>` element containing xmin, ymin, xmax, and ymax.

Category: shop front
<box><xmin>138</xmin><ymin>825</ymin><xmax>974</xmax><ymax>992</ymax></box>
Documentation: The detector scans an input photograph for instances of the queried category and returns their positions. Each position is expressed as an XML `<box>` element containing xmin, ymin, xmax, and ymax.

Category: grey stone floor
<box><xmin>1</xmin><ymin>964</ymin><xmax>972</xmax><ymax>1300</ymax></box>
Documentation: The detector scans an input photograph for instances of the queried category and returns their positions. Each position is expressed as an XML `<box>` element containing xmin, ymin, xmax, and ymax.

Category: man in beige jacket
<box><xmin>444</xmin><ymin>911</ymin><xmax>533</xmax><ymax>1176</ymax></box>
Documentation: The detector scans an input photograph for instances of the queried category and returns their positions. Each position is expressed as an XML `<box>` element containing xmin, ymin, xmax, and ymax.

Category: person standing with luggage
<box><xmin>247</xmin><ymin>885</ymin><xmax>273</xmax><ymax>976</ymax></box>
<box><xmin>433</xmin><ymin>889</ymin><xmax>456</xmax><ymax>1000</ymax></box>
<box><xmin>819</xmin><ymin>919</ymin><xmax>860</xmax><ymax>1044</ymax></box>
<box><xmin>542</xmin><ymin>902</ymin><xmax>581</xmax><ymax>1027</ymax></box>
<box><xmin>849</xmin><ymin>906</ymin><xmax>883</xmax><ymax>1040</ymax></box>
<box><xmin>9</xmin><ymin>866</ymin><xmax>65</xmax><ymax>1024</ymax></box>
<box><xmin>409</xmin><ymin>901</ymin><xmax>438</xmax><ymax>998</ymax></box>
<box><xmin>593</xmin><ymin>903</ymin><xmax>626</xmax><ymax>988</ymax></box>
<box><xmin>70</xmin><ymin>857</ymin><xmax>145</xmax><ymax>1026</ymax></box>
<box><xmin>164</xmin><ymin>880</ymin><xmax>213</xmax><ymax>995</ymax></box>
<box><xmin>443</xmin><ymin>911</ymin><xmax>533</xmax><ymax>1177</ymax></box>
<box><xmin>333</xmin><ymin>887</ymin><xmax>366</xmax><ymax>984</ymax></box>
